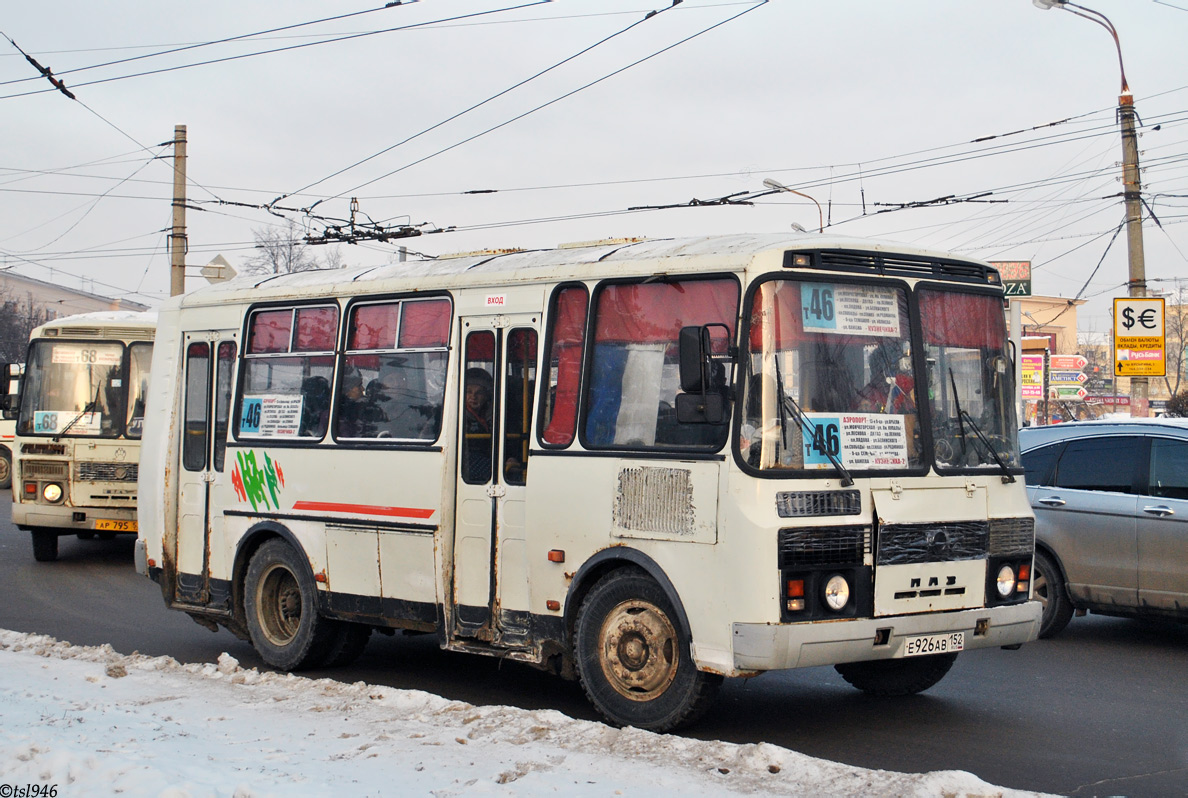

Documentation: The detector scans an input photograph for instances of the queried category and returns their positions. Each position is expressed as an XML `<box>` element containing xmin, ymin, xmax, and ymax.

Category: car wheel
<box><xmin>574</xmin><ymin>568</ymin><xmax>721</xmax><ymax>731</ymax></box>
<box><xmin>244</xmin><ymin>538</ymin><xmax>336</xmax><ymax>671</ymax></box>
<box><xmin>835</xmin><ymin>652</ymin><xmax>958</xmax><ymax>696</ymax></box>
<box><xmin>0</xmin><ymin>448</ymin><xmax>11</xmax><ymax>490</ymax></box>
<box><xmin>1033</xmin><ymin>549</ymin><xmax>1074</xmax><ymax>639</ymax></box>
<box><xmin>31</xmin><ymin>530</ymin><xmax>59</xmax><ymax>562</ymax></box>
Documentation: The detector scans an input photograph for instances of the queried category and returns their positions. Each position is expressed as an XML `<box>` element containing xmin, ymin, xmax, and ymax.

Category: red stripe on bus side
<box><xmin>291</xmin><ymin>501</ymin><xmax>435</xmax><ymax>519</ymax></box>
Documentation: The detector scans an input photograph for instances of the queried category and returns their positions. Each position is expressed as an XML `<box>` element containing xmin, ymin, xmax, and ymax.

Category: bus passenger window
<box><xmin>541</xmin><ymin>286</ymin><xmax>588</xmax><ymax>447</ymax></box>
<box><xmin>336</xmin><ymin>298</ymin><xmax>450</xmax><ymax>442</ymax></box>
<box><xmin>462</xmin><ymin>332</ymin><xmax>494</xmax><ymax>483</ymax></box>
<box><xmin>504</xmin><ymin>328</ymin><xmax>537</xmax><ymax>485</ymax></box>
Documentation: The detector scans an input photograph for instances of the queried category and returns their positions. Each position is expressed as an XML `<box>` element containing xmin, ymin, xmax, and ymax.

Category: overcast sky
<box><xmin>1</xmin><ymin>0</ymin><xmax>1185</xmax><ymax>331</ymax></box>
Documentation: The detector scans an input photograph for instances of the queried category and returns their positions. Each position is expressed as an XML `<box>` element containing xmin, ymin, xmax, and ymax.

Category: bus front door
<box><xmin>453</xmin><ymin>317</ymin><xmax>538</xmax><ymax>646</ymax></box>
<box><xmin>175</xmin><ymin>334</ymin><xmax>237</xmax><ymax>608</ymax></box>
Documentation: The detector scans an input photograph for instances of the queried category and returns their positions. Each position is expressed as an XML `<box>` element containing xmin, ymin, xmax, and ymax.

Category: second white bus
<box><xmin>12</xmin><ymin>312</ymin><xmax>156</xmax><ymax>561</ymax></box>
<box><xmin>138</xmin><ymin>234</ymin><xmax>1039</xmax><ymax>730</ymax></box>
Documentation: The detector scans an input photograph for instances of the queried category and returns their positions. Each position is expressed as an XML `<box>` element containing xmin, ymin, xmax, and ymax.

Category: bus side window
<box><xmin>182</xmin><ymin>342</ymin><xmax>210</xmax><ymax>471</ymax></box>
<box><xmin>540</xmin><ymin>285</ymin><xmax>588</xmax><ymax>447</ymax></box>
<box><xmin>504</xmin><ymin>328</ymin><xmax>537</xmax><ymax>485</ymax></box>
<box><xmin>461</xmin><ymin>333</ymin><xmax>495</xmax><ymax>484</ymax></box>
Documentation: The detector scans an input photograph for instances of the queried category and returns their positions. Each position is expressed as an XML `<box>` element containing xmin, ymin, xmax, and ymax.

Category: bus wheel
<box><xmin>574</xmin><ymin>569</ymin><xmax>721</xmax><ymax>732</ymax></box>
<box><xmin>315</xmin><ymin>623</ymin><xmax>372</xmax><ymax>669</ymax></box>
<box><xmin>244</xmin><ymin>539</ymin><xmax>334</xmax><ymax>671</ymax></box>
<box><xmin>31</xmin><ymin>530</ymin><xmax>59</xmax><ymax>562</ymax></box>
<box><xmin>835</xmin><ymin>652</ymin><xmax>958</xmax><ymax>697</ymax></box>
<box><xmin>0</xmin><ymin>449</ymin><xmax>10</xmax><ymax>490</ymax></box>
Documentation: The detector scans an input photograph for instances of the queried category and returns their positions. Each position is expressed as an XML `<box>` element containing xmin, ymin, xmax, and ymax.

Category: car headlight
<box><xmin>42</xmin><ymin>483</ymin><xmax>63</xmax><ymax>503</ymax></box>
<box><xmin>824</xmin><ymin>574</ymin><xmax>850</xmax><ymax>611</ymax></box>
<box><xmin>995</xmin><ymin>564</ymin><xmax>1016</xmax><ymax>598</ymax></box>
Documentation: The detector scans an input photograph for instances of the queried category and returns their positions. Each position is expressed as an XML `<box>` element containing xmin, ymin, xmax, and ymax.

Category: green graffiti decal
<box><xmin>231</xmin><ymin>450</ymin><xmax>285</xmax><ymax>511</ymax></box>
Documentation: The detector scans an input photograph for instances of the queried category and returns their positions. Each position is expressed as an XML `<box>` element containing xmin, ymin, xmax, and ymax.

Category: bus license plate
<box><xmin>94</xmin><ymin>519</ymin><xmax>137</xmax><ymax>533</ymax></box>
<box><xmin>903</xmin><ymin>632</ymin><xmax>964</xmax><ymax>657</ymax></box>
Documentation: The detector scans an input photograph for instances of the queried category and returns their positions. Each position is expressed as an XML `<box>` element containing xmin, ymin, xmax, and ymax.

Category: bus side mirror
<box><xmin>675</xmin><ymin>391</ymin><xmax>726</xmax><ymax>424</ymax></box>
<box><xmin>678</xmin><ymin>326</ymin><xmax>711</xmax><ymax>393</ymax></box>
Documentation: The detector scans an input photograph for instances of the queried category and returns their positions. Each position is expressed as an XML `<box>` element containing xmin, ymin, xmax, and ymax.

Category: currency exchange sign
<box><xmin>1114</xmin><ymin>297</ymin><xmax>1165</xmax><ymax>377</ymax></box>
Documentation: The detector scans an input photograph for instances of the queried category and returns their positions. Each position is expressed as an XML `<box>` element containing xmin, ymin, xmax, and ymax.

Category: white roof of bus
<box><xmin>169</xmin><ymin>233</ymin><xmax>992</xmax><ymax>309</ymax></box>
<box><xmin>34</xmin><ymin>310</ymin><xmax>157</xmax><ymax>331</ymax></box>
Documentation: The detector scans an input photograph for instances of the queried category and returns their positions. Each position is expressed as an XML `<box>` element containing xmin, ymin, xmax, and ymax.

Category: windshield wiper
<box><xmin>947</xmin><ymin>368</ymin><xmax>1014</xmax><ymax>483</ymax></box>
<box><xmin>54</xmin><ymin>382</ymin><xmax>103</xmax><ymax>441</ymax></box>
<box><xmin>773</xmin><ymin>356</ymin><xmax>854</xmax><ymax>486</ymax></box>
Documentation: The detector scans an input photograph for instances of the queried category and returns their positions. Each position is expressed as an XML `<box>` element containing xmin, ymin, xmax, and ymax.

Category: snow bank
<box><xmin>0</xmin><ymin>630</ymin><xmax>1049</xmax><ymax>797</ymax></box>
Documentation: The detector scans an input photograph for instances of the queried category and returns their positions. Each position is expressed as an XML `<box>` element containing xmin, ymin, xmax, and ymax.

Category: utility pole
<box><xmin>1120</xmin><ymin>93</ymin><xmax>1149</xmax><ymax>416</ymax></box>
<box><xmin>170</xmin><ymin>125</ymin><xmax>187</xmax><ymax>297</ymax></box>
<box><xmin>1033</xmin><ymin>0</ymin><xmax>1148</xmax><ymax>416</ymax></box>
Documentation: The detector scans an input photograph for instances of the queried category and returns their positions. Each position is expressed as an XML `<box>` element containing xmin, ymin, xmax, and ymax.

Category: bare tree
<box><xmin>243</xmin><ymin>220</ymin><xmax>322</xmax><ymax>276</ymax></box>
<box><xmin>0</xmin><ymin>287</ymin><xmax>48</xmax><ymax>364</ymax></box>
<box><xmin>1161</xmin><ymin>284</ymin><xmax>1188</xmax><ymax>398</ymax></box>
<box><xmin>320</xmin><ymin>245</ymin><xmax>347</xmax><ymax>270</ymax></box>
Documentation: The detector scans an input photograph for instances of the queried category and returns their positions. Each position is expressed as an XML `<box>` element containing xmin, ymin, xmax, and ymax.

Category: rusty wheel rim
<box><xmin>257</xmin><ymin>563</ymin><xmax>302</xmax><ymax>646</ymax></box>
<box><xmin>598</xmin><ymin>599</ymin><xmax>679</xmax><ymax>702</ymax></box>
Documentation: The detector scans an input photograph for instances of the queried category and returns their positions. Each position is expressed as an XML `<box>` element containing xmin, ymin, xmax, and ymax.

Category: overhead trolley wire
<box><xmin>0</xmin><ymin>3</ymin><xmax>553</xmax><ymax>102</ymax></box>
<box><xmin>279</xmin><ymin>0</ymin><xmax>690</xmax><ymax>206</ymax></box>
<box><xmin>316</xmin><ymin>1</ymin><xmax>769</xmax><ymax>209</ymax></box>
<box><xmin>0</xmin><ymin>2</ymin><xmax>419</xmax><ymax>89</ymax></box>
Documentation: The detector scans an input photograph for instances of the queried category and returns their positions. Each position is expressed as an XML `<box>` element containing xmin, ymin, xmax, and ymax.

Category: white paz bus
<box><xmin>12</xmin><ymin>312</ymin><xmax>156</xmax><ymax>561</ymax></box>
<box><xmin>138</xmin><ymin>234</ymin><xmax>1039</xmax><ymax>730</ymax></box>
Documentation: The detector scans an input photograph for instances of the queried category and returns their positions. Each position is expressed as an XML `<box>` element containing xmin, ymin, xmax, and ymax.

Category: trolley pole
<box><xmin>170</xmin><ymin>124</ymin><xmax>188</xmax><ymax>297</ymax></box>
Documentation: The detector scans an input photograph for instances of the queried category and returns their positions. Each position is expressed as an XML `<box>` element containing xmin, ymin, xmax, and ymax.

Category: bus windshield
<box><xmin>17</xmin><ymin>340</ymin><xmax>146</xmax><ymax>438</ymax></box>
<box><xmin>739</xmin><ymin>278</ymin><xmax>923</xmax><ymax>472</ymax></box>
<box><xmin>920</xmin><ymin>288</ymin><xmax>1019</xmax><ymax>471</ymax></box>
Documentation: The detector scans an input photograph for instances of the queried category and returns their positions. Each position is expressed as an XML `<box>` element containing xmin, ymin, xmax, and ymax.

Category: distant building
<box><xmin>0</xmin><ymin>271</ymin><xmax>150</xmax><ymax>318</ymax></box>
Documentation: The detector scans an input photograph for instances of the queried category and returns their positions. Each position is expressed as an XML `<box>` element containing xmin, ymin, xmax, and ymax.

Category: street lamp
<box><xmin>1033</xmin><ymin>0</ymin><xmax>1149</xmax><ymax>417</ymax></box>
<box><xmin>762</xmin><ymin>178</ymin><xmax>824</xmax><ymax>233</ymax></box>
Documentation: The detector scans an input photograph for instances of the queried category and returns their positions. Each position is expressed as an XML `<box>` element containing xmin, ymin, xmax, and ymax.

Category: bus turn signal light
<box><xmin>547</xmin><ymin>550</ymin><xmax>565</xmax><ymax>563</ymax></box>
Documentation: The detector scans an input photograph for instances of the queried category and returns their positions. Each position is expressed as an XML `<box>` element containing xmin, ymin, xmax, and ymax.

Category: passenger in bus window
<box><xmin>337</xmin><ymin>373</ymin><xmax>384</xmax><ymax>438</ymax></box>
<box><xmin>856</xmin><ymin>342</ymin><xmax>915</xmax><ymax>414</ymax></box>
<box><xmin>371</xmin><ymin>363</ymin><xmax>436</xmax><ymax>439</ymax></box>
<box><xmin>299</xmin><ymin>376</ymin><xmax>331</xmax><ymax>437</ymax></box>
<box><xmin>462</xmin><ymin>368</ymin><xmax>492</xmax><ymax>481</ymax></box>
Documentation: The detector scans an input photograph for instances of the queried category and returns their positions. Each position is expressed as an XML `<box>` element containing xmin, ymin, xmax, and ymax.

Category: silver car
<box><xmin>1020</xmin><ymin>418</ymin><xmax>1188</xmax><ymax>638</ymax></box>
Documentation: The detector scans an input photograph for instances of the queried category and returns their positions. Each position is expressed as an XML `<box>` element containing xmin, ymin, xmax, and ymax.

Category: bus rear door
<box><xmin>453</xmin><ymin>316</ymin><xmax>538</xmax><ymax>646</ymax></box>
<box><xmin>176</xmin><ymin>333</ymin><xmax>237</xmax><ymax>606</ymax></box>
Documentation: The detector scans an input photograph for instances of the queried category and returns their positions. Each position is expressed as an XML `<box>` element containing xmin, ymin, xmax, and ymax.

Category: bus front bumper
<box><xmin>732</xmin><ymin>600</ymin><xmax>1041</xmax><ymax>671</ymax></box>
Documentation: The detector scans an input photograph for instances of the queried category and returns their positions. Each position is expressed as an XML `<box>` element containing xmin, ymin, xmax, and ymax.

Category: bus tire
<box><xmin>835</xmin><ymin>652</ymin><xmax>958</xmax><ymax>697</ymax></box>
<box><xmin>244</xmin><ymin>539</ymin><xmax>335</xmax><ymax>671</ymax></box>
<box><xmin>31</xmin><ymin>530</ymin><xmax>59</xmax><ymax>562</ymax></box>
<box><xmin>574</xmin><ymin>569</ymin><xmax>721</xmax><ymax>732</ymax></box>
<box><xmin>0</xmin><ymin>448</ymin><xmax>10</xmax><ymax>490</ymax></box>
<box><xmin>316</xmin><ymin>623</ymin><xmax>372</xmax><ymax>668</ymax></box>
<box><xmin>1033</xmin><ymin>549</ymin><xmax>1074</xmax><ymax>639</ymax></box>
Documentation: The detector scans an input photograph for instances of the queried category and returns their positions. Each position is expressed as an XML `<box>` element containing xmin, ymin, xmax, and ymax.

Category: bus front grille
<box><xmin>876</xmin><ymin>521</ymin><xmax>989</xmax><ymax>565</ymax></box>
<box><xmin>22</xmin><ymin>460</ymin><xmax>69</xmax><ymax>480</ymax></box>
<box><xmin>778</xmin><ymin>525</ymin><xmax>870</xmax><ymax>568</ymax></box>
<box><xmin>989</xmin><ymin>517</ymin><xmax>1035</xmax><ymax>557</ymax></box>
<box><xmin>76</xmin><ymin>462</ymin><xmax>139</xmax><ymax>482</ymax></box>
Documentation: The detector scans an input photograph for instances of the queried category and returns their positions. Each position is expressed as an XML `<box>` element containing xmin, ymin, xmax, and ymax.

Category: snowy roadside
<box><xmin>0</xmin><ymin>630</ymin><xmax>1050</xmax><ymax>797</ymax></box>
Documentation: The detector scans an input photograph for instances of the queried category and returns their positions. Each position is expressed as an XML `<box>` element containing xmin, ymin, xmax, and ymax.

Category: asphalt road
<box><xmin>3</xmin><ymin>495</ymin><xmax>1185</xmax><ymax>797</ymax></box>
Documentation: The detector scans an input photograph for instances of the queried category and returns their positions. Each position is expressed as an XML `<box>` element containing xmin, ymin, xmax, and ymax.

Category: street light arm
<box><xmin>1035</xmin><ymin>0</ymin><xmax>1128</xmax><ymax>93</ymax></box>
<box><xmin>761</xmin><ymin>178</ymin><xmax>824</xmax><ymax>233</ymax></box>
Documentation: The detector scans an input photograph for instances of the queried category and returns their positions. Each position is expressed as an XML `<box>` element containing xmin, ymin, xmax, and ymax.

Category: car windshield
<box><xmin>738</xmin><ymin>278</ymin><xmax>923</xmax><ymax>472</ymax></box>
<box><xmin>17</xmin><ymin>340</ymin><xmax>129</xmax><ymax>437</ymax></box>
<box><xmin>919</xmin><ymin>288</ymin><xmax>1019</xmax><ymax>470</ymax></box>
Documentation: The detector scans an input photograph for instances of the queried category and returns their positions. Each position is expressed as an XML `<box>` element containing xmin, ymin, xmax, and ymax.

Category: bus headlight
<box><xmin>995</xmin><ymin>564</ymin><xmax>1016</xmax><ymax>598</ymax></box>
<box><xmin>824</xmin><ymin>574</ymin><xmax>850</xmax><ymax>611</ymax></box>
<box><xmin>42</xmin><ymin>483</ymin><xmax>64</xmax><ymax>503</ymax></box>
